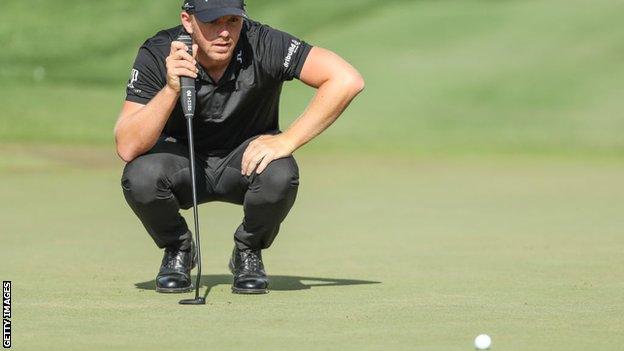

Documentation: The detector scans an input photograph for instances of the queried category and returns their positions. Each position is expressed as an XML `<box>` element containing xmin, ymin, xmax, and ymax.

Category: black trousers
<box><xmin>121</xmin><ymin>134</ymin><xmax>300</xmax><ymax>251</ymax></box>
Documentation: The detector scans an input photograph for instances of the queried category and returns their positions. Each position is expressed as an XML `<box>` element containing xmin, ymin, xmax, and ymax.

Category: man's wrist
<box><xmin>163</xmin><ymin>84</ymin><xmax>180</xmax><ymax>96</ymax></box>
<box><xmin>280</xmin><ymin>132</ymin><xmax>300</xmax><ymax>154</ymax></box>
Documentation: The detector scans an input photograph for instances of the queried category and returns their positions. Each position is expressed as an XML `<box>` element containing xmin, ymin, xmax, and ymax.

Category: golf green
<box><xmin>2</xmin><ymin>0</ymin><xmax>623</xmax><ymax>348</ymax></box>
<box><xmin>1</xmin><ymin>145</ymin><xmax>622</xmax><ymax>350</ymax></box>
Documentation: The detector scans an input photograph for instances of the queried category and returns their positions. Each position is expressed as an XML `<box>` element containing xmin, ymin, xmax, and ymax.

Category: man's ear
<box><xmin>180</xmin><ymin>12</ymin><xmax>194</xmax><ymax>34</ymax></box>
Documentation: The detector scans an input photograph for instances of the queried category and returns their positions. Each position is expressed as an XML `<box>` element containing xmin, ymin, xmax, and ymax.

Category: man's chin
<box><xmin>209</xmin><ymin>51</ymin><xmax>234</xmax><ymax>62</ymax></box>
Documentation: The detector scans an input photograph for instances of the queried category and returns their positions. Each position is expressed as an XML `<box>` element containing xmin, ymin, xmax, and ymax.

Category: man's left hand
<box><xmin>241</xmin><ymin>134</ymin><xmax>295</xmax><ymax>176</ymax></box>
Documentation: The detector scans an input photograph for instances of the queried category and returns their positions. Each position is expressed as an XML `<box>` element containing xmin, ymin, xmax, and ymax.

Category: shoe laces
<box><xmin>163</xmin><ymin>247</ymin><xmax>185</xmax><ymax>269</ymax></box>
<box><xmin>240</xmin><ymin>250</ymin><xmax>262</xmax><ymax>273</ymax></box>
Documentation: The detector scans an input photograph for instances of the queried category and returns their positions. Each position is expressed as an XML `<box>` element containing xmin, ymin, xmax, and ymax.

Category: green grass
<box><xmin>1</xmin><ymin>146</ymin><xmax>623</xmax><ymax>350</ymax></box>
<box><xmin>1</xmin><ymin>0</ymin><xmax>623</xmax><ymax>155</ymax></box>
<box><xmin>1</xmin><ymin>0</ymin><xmax>624</xmax><ymax>349</ymax></box>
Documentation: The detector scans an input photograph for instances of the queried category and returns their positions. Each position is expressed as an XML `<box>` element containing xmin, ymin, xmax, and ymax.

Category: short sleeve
<box><xmin>125</xmin><ymin>47</ymin><xmax>166</xmax><ymax>104</ymax></box>
<box><xmin>257</xmin><ymin>25</ymin><xmax>312</xmax><ymax>82</ymax></box>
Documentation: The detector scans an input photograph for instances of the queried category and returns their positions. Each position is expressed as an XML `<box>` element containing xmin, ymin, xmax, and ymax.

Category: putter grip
<box><xmin>177</xmin><ymin>32</ymin><xmax>196</xmax><ymax>118</ymax></box>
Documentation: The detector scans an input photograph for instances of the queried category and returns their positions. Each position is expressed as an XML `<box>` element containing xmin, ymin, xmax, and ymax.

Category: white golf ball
<box><xmin>33</xmin><ymin>66</ymin><xmax>46</xmax><ymax>82</ymax></box>
<box><xmin>474</xmin><ymin>334</ymin><xmax>491</xmax><ymax>350</ymax></box>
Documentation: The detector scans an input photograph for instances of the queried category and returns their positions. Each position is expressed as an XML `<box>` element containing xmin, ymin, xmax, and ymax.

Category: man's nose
<box><xmin>217</xmin><ymin>27</ymin><xmax>230</xmax><ymax>38</ymax></box>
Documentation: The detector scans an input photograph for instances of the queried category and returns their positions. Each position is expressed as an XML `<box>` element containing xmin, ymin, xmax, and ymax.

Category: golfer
<box><xmin>114</xmin><ymin>0</ymin><xmax>364</xmax><ymax>294</ymax></box>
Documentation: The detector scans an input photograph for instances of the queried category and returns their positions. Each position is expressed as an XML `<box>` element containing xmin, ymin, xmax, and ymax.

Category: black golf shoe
<box><xmin>228</xmin><ymin>247</ymin><xmax>269</xmax><ymax>294</ymax></box>
<box><xmin>156</xmin><ymin>239</ymin><xmax>196</xmax><ymax>293</ymax></box>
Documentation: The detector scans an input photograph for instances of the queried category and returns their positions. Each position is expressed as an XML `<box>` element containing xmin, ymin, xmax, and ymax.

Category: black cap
<box><xmin>182</xmin><ymin>0</ymin><xmax>246</xmax><ymax>23</ymax></box>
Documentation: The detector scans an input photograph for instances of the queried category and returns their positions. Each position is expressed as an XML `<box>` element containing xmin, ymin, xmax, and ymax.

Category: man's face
<box><xmin>190</xmin><ymin>15</ymin><xmax>243</xmax><ymax>65</ymax></box>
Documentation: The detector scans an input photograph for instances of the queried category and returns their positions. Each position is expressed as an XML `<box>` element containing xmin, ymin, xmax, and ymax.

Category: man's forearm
<box><xmin>282</xmin><ymin>76</ymin><xmax>364</xmax><ymax>152</ymax></box>
<box><xmin>115</xmin><ymin>86</ymin><xmax>179</xmax><ymax>162</ymax></box>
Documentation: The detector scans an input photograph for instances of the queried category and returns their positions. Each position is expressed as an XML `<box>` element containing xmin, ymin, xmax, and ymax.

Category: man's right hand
<box><xmin>166</xmin><ymin>41</ymin><xmax>199</xmax><ymax>93</ymax></box>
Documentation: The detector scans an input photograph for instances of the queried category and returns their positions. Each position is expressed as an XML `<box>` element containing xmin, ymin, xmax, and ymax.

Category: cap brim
<box><xmin>195</xmin><ymin>7</ymin><xmax>246</xmax><ymax>23</ymax></box>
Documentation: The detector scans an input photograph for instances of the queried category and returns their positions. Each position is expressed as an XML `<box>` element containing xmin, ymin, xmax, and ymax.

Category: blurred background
<box><xmin>1</xmin><ymin>1</ymin><xmax>623</xmax><ymax>350</ymax></box>
<box><xmin>2</xmin><ymin>0</ymin><xmax>623</xmax><ymax>154</ymax></box>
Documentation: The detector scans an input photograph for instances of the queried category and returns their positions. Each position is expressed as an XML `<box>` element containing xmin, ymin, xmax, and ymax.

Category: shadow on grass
<box><xmin>135</xmin><ymin>274</ymin><xmax>380</xmax><ymax>295</ymax></box>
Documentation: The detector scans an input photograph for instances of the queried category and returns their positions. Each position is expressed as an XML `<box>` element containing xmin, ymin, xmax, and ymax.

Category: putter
<box><xmin>177</xmin><ymin>31</ymin><xmax>206</xmax><ymax>306</ymax></box>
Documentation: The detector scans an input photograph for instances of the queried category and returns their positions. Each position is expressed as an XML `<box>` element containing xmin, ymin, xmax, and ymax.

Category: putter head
<box><xmin>179</xmin><ymin>297</ymin><xmax>206</xmax><ymax>305</ymax></box>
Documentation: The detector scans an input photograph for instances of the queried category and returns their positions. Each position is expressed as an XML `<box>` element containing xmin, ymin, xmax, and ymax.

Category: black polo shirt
<box><xmin>125</xmin><ymin>18</ymin><xmax>312</xmax><ymax>153</ymax></box>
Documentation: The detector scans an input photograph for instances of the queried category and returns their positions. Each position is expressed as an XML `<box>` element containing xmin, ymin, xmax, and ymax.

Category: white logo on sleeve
<box><xmin>283</xmin><ymin>40</ymin><xmax>301</xmax><ymax>68</ymax></box>
<box><xmin>127</xmin><ymin>69</ymin><xmax>139</xmax><ymax>89</ymax></box>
